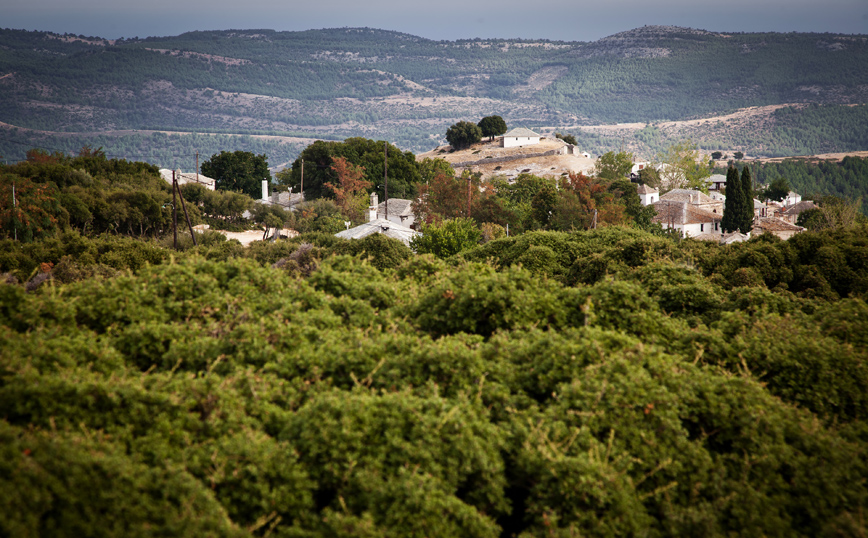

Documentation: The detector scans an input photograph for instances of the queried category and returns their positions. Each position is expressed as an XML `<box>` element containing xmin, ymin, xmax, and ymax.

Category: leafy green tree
<box><xmin>655</xmin><ymin>140</ymin><xmax>711</xmax><ymax>192</ymax></box>
<box><xmin>531</xmin><ymin>182</ymin><xmax>559</xmax><ymax>228</ymax></box>
<box><xmin>796</xmin><ymin>207</ymin><xmax>824</xmax><ymax>230</ymax></box>
<box><xmin>740</xmin><ymin>165</ymin><xmax>754</xmax><ymax>234</ymax></box>
<box><xmin>711</xmin><ymin>151</ymin><xmax>723</xmax><ymax>160</ymax></box>
<box><xmin>593</xmin><ymin>151</ymin><xmax>633</xmax><ymax>181</ymax></box>
<box><xmin>721</xmin><ymin>166</ymin><xmax>743</xmax><ymax>233</ymax></box>
<box><xmin>201</xmin><ymin>150</ymin><xmax>271</xmax><ymax>198</ymax></box>
<box><xmin>279</xmin><ymin>138</ymin><xmax>420</xmax><ymax>201</ymax></box>
<box><xmin>411</xmin><ymin>217</ymin><xmax>481</xmax><ymax>258</ymax></box>
<box><xmin>445</xmin><ymin>121</ymin><xmax>482</xmax><ymax>151</ymax></box>
<box><xmin>637</xmin><ymin>166</ymin><xmax>661</xmax><ymax>188</ymax></box>
<box><xmin>734</xmin><ymin>151</ymin><xmax>745</xmax><ymax>160</ymax></box>
<box><xmin>477</xmin><ymin>116</ymin><xmax>507</xmax><ymax>141</ymax></box>
<box><xmin>555</xmin><ymin>132</ymin><xmax>578</xmax><ymax>145</ymax></box>
<box><xmin>609</xmin><ymin>178</ymin><xmax>656</xmax><ymax>229</ymax></box>
<box><xmin>417</xmin><ymin>158</ymin><xmax>455</xmax><ymax>185</ymax></box>
<box><xmin>763</xmin><ymin>177</ymin><xmax>791</xmax><ymax>202</ymax></box>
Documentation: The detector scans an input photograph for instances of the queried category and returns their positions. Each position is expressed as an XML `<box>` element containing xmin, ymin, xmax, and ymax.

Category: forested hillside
<box><xmin>1</xmin><ymin>26</ymin><xmax>867</xmax><ymax>161</ymax></box>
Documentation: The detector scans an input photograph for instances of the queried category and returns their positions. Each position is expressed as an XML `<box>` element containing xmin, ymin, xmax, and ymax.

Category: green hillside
<box><xmin>1</xmin><ymin>25</ymin><xmax>867</xmax><ymax>160</ymax></box>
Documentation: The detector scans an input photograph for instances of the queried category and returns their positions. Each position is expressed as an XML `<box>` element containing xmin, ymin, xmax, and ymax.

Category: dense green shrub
<box><xmin>2</xmin><ymin>227</ymin><xmax>868</xmax><ymax>537</ymax></box>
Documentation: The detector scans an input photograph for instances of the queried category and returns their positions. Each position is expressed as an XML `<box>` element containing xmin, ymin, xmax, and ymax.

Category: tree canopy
<box><xmin>656</xmin><ymin>140</ymin><xmax>711</xmax><ymax>193</ymax></box>
<box><xmin>277</xmin><ymin>138</ymin><xmax>421</xmax><ymax>201</ymax></box>
<box><xmin>763</xmin><ymin>176</ymin><xmax>791</xmax><ymax>202</ymax></box>
<box><xmin>593</xmin><ymin>151</ymin><xmax>634</xmax><ymax>181</ymax></box>
<box><xmin>446</xmin><ymin>121</ymin><xmax>483</xmax><ymax>151</ymax></box>
<box><xmin>201</xmin><ymin>150</ymin><xmax>271</xmax><ymax>198</ymax></box>
<box><xmin>477</xmin><ymin>116</ymin><xmax>508</xmax><ymax>140</ymax></box>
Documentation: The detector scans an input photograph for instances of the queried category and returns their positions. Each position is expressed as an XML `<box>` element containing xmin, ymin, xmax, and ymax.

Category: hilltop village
<box><xmin>215</xmin><ymin>123</ymin><xmax>818</xmax><ymax>247</ymax></box>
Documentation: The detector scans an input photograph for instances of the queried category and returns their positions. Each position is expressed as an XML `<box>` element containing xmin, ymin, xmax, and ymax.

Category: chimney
<box><xmin>369</xmin><ymin>192</ymin><xmax>379</xmax><ymax>222</ymax></box>
<box><xmin>262</xmin><ymin>180</ymin><xmax>268</xmax><ymax>201</ymax></box>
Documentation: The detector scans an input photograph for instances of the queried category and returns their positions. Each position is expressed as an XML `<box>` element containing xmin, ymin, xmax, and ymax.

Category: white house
<box><xmin>637</xmin><ymin>184</ymin><xmax>659</xmax><ymax>206</ymax></box>
<box><xmin>783</xmin><ymin>191</ymin><xmax>802</xmax><ymax>206</ymax></box>
<box><xmin>630</xmin><ymin>162</ymin><xmax>650</xmax><ymax>181</ymax></box>
<box><xmin>159</xmin><ymin>168</ymin><xmax>216</xmax><ymax>191</ymax></box>
<box><xmin>502</xmin><ymin>127</ymin><xmax>541</xmax><ymax>148</ymax></box>
<box><xmin>652</xmin><ymin>200</ymin><xmax>722</xmax><ymax>238</ymax></box>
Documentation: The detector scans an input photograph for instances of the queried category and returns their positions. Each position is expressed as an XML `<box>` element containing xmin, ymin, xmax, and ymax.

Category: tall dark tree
<box><xmin>201</xmin><ymin>151</ymin><xmax>270</xmax><ymax>198</ymax></box>
<box><xmin>445</xmin><ymin>121</ymin><xmax>482</xmax><ymax>150</ymax></box>
<box><xmin>721</xmin><ymin>166</ymin><xmax>742</xmax><ymax>233</ymax></box>
<box><xmin>477</xmin><ymin>116</ymin><xmax>508</xmax><ymax>141</ymax></box>
<box><xmin>740</xmin><ymin>165</ymin><xmax>755</xmax><ymax>234</ymax></box>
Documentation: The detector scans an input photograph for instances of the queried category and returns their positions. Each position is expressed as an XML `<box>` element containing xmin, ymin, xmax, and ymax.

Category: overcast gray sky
<box><xmin>5</xmin><ymin>0</ymin><xmax>868</xmax><ymax>41</ymax></box>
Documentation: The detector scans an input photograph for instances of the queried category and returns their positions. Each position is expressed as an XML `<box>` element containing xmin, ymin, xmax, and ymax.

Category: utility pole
<box><xmin>176</xmin><ymin>181</ymin><xmax>197</xmax><ymax>246</ymax></box>
<box><xmin>300</xmin><ymin>159</ymin><xmax>304</xmax><ymax>201</ymax></box>
<box><xmin>172</xmin><ymin>171</ymin><xmax>178</xmax><ymax>250</ymax></box>
<box><xmin>384</xmin><ymin>141</ymin><xmax>389</xmax><ymax>220</ymax></box>
<box><xmin>12</xmin><ymin>181</ymin><xmax>16</xmax><ymax>241</ymax></box>
<box><xmin>196</xmin><ymin>151</ymin><xmax>199</xmax><ymax>185</ymax></box>
<box><xmin>467</xmin><ymin>175</ymin><xmax>472</xmax><ymax>217</ymax></box>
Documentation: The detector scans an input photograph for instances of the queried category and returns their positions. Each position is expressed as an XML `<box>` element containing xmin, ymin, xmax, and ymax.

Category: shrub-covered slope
<box><xmin>2</xmin><ymin>227</ymin><xmax>868</xmax><ymax>537</ymax></box>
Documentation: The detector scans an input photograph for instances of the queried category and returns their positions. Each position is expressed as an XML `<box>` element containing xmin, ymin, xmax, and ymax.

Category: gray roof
<box><xmin>335</xmin><ymin>218</ymin><xmax>420</xmax><ymax>246</ymax></box>
<box><xmin>755</xmin><ymin>217</ymin><xmax>804</xmax><ymax>232</ymax></box>
<box><xmin>503</xmin><ymin>127</ymin><xmax>540</xmax><ymax>138</ymax></box>
<box><xmin>782</xmin><ymin>200</ymin><xmax>818</xmax><ymax>215</ymax></box>
<box><xmin>636</xmin><ymin>184</ymin><xmax>658</xmax><ymax>194</ymax></box>
<box><xmin>660</xmin><ymin>189</ymin><xmax>716</xmax><ymax>205</ymax></box>
<box><xmin>159</xmin><ymin>168</ymin><xmax>215</xmax><ymax>188</ymax></box>
<box><xmin>377</xmin><ymin>198</ymin><xmax>414</xmax><ymax>218</ymax></box>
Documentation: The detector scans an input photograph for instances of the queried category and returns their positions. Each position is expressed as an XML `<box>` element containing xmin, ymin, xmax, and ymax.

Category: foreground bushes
<box><xmin>2</xmin><ymin>234</ymin><xmax>868</xmax><ymax>536</ymax></box>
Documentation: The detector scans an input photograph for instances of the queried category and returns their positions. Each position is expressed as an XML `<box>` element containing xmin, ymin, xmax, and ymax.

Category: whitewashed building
<box><xmin>652</xmin><ymin>200</ymin><xmax>722</xmax><ymax>238</ymax></box>
<box><xmin>783</xmin><ymin>191</ymin><xmax>802</xmax><ymax>206</ymax></box>
<box><xmin>637</xmin><ymin>184</ymin><xmax>659</xmax><ymax>206</ymax></box>
<box><xmin>502</xmin><ymin>127</ymin><xmax>541</xmax><ymax>148</ymax></box>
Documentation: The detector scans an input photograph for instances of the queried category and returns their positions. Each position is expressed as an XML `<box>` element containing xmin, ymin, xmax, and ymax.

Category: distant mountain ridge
<box><xmin>1</xmin><ymin>25</ymin><xmax>867</xmax><ymax>160</ymax></box>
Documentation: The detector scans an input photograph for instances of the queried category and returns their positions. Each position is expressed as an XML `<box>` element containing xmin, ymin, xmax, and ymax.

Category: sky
<box><xmin>4</xmin><ymin>0</ymin><xmax>868</xmax><ymax>41</ymax></box>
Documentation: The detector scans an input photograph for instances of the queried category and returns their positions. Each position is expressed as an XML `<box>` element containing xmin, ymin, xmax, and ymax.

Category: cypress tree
<box><xmin>740</xmin><ymin>165</ymin><xmax>754</xmax><ymax>234</ymax></box>
<box><xmin>721</xmin><ymin>166</ymin><xmax>741</xmax><ymax>233</ymax></box>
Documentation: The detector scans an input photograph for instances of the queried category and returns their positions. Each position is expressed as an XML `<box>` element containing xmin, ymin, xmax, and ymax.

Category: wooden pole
<box><xmin>12</xmin><ymin>181</ymin><xmax>17</xmax><ymax>242</ymax></box>
<box><xmin>196</xmin><ymin>151</ymin><xmax>199</xmax><ymax>185</ymax></box>
<box><xmin>384</xmin><ymin>142</ymin><xmax>389</xmax><ymax>220</ymax></box>
<box><xmin>172</xmin><ymin>171</ymin><xmax>178</xmax><ymax>250</ymax></box>
<box><xmin>467</xmin><ymin>175</ymin><xmax>472</xmax><ymax>218</ymax></box>
<box><xmin>176</xmin><ymin>181</ymin><xmax>197</xmax><ymax>246</ymax></box>
<box><xmin>300</xmin><ymin>159</ymin><xmax>304</xmax><ymax>201</ymax></box>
